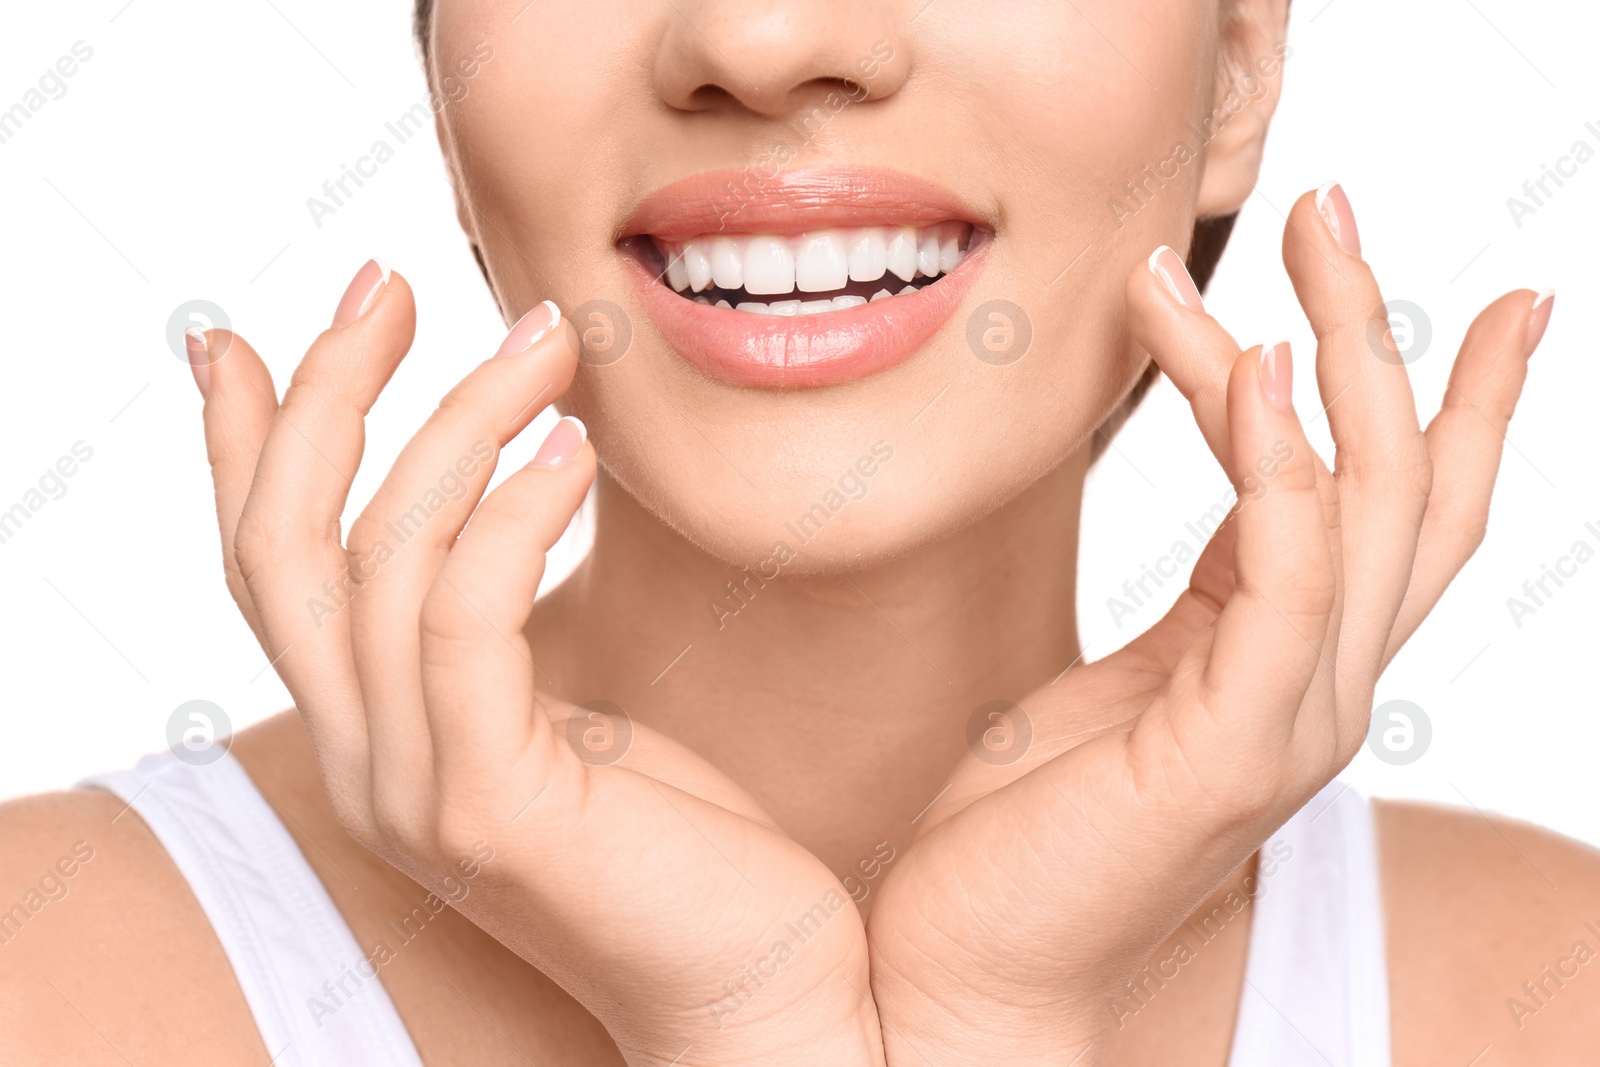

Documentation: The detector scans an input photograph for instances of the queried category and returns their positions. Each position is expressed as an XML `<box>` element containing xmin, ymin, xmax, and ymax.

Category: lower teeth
<box><xmin>694</xmin><ymin>284</ymin><xmax>923</xmax><ymax>314</ymax></box>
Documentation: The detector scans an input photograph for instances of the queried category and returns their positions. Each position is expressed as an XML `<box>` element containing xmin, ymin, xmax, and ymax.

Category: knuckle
<box><xmin>232</xmin><ymin>514</ymin><xmax>289</xmax><ymax>584</ymax></box>
<box><xmin>433</xmin><ymin>810</ymin><xmax>488</xmax><ymax>866</ymax></box>
<box><xmin>418</xmin><ymin>582</ymin><xmax>479</xmax><ymax>647</ymax></box>
<box><xmin>372</xmin><ymin>802</ymin><xmax>426</xmax><ymax>857</ymax></box>
<box><xmin>345</xmin><ymin>512</ymin><xmax>388</xmax><ymax>561</ymax></box>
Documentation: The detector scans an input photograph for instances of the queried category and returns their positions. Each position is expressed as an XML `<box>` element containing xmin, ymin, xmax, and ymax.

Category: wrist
<box><xmin>871</xmin><ymin>963</ymin><xmax>1107</xmax><ymax>1067</ymax></box>
<box><xmin>610</xmin><ymin>979</ymin><xmax>886</xmax><ymax>1067</ymax></box>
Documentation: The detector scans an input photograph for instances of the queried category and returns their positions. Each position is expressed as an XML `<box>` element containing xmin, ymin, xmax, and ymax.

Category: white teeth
<box><xmin>917</xmin><ymin>231</ymin><xmax>940</xmax><ymax>277</ymax></box>
<box><xmin>743</xmin><ymin>235</ymin><xmax>795</xmax><ymax>295</ymax></box>
<box><xmin>683</xmin><ymin>242</ymin><xmax>712</xmax><ymax>292</ymax></box>
<box><xmin>656</xmin><ymin>223</ymin><xmax>972</xmax><ymax>304</ymax></box>
<box><xmin>939</xmin><ymin>229</ymin><xmax>960</xmax><ymax>274</ymax></box>
<box><xmin>715</xmin><ymin>299</ymin><xmax>731</xmax><ymax>309</ymax></box>
<box><xmin>795</xmin><ymin>230</ymin><xmax>849</xmax><ymax>293</ymax></box>
<box><xmin>899</xmin><ymin>285</ymin><xmax>917</xmax><ymax>296</ymax></box>
<box><xmin>722</xmin><ymin>289</ymin><xmax>917</xmax><ymax>315</ymax></box>
<box><xmin>847</xmin><ymin>229</ymin><xmax>888</xmax><ymax>283</ymax></box>
<box><xmin>709</xmin><ymin>236</ymin><xmax>744</xmax><ymax>290</ymax></box>
<box><xmin>886</xmin><ymin>226</ymin><xmax>919</xmax><ymax>282</ymax></box>
<box><xmin>664</xmin><ymin>246</ymin><xmax>689</xmax><ymax>291</ymax></box>
<box><xmin>870</xmin><ymin>289</ymin><xmax>892</xmax><ymax>302</ymax></box>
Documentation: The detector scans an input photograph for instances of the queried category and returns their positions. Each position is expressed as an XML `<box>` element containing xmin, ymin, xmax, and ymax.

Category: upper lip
<box><xmin>618</xmin><ymin>166</ymin><xmax>990</xmax><ymax>241</ymax></box>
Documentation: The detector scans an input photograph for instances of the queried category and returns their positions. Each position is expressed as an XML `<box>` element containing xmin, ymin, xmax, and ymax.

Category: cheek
<box><xmin>939</xmin><ymin>1</ymin><xmax>1219</xmax><ymax>438</ymax></box>
<box><xmin>431</xmin><ymin>2</ymin><xmax>641</xmax><ymax>282</ymax></box>
<box><xmin>965</xmin><ymin>0</ymin><xmax>1218</xmax><ymax>237</ymax></box>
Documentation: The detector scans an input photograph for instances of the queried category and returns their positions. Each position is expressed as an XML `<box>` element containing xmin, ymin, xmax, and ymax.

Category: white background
<box><xmin>2</xmin><ymin>1</ymin><xmax>1595</xmax><ymax>853</ymax></box>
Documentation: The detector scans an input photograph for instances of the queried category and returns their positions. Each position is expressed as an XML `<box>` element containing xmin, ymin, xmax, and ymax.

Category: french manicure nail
<box><xmin>496</xmin><ymin>300</ymin><xmax>562</xmax><ymax>357</ymax></box>
<box><xmin>1524</xmin><ymin>289</ymin><xmax>1554</xmax><ymax>357</ymax></box>
<box><xmin>184</xmin><ymin>327</ymin><xmax>212</xmax><ymax>398</ymax></box>
<box><xmin>1315</xmin><ymin>182</ymin><xmax>1362</xmax><ymax>258</ymax></box>
<box><xmin>1147</xmin><ymin>245</ymin><xmax>1204</xmax><ymax>311</ymax></box>
<box><xmin>1259</xmin><ymin>340</ymin><xmax>1294</xmax><ymax>412</ymax></box>
<box><xmin>332</xmin><ymin>258</ymin><xmax>391</xmax><ymax>327</ymax></box>
<box><xmin>529</xmin><ymin>416</ymin><xmax>587</xmax><ymax>470</ymax></box>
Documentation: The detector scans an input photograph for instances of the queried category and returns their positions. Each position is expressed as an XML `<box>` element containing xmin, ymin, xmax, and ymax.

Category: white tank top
<box><xmin>83</xmin><ymin>754</ymin><xmax>1390</xmax><ymax>1066</ymax></box>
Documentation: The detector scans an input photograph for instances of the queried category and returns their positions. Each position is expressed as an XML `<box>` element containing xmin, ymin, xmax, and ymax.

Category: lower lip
<box><xmin>623</xmin><ymin>242</ymin><xmax>988</xmax><ymax>389</ymax></box>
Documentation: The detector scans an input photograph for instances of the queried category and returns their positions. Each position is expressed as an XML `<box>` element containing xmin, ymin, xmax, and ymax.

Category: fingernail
<box><xmin>529</xmin><ymin>416</ymin><xmax>587</xmax><ymax>470</ymax></box>
<box><xmin>184</xmin><ymin>327</ymin><xmax>212</xmax><ymax>398</ymax></box>
<box><xmin>1524</xmin><ymin>289</ymin><xmax>1554</xmax><ymax>357</ymax></box>
<box><xmin>1147</xmin><ymin>245</ymin><xmax>1204</xmax><ymax>311</ymax></box>
<box><xmin>1315</xmin><ymin>182</ymin><xmax>1362</xmax><ymax>258</ymax></box>
<box><xmin>496</xmin><ymin>300</ymin><xmax>562</xmax><ymax>357</ymax></box>
<box><xmin>332</xmin><ymin>258</ymin><xmax>390</xmax><ymax>327</ymax></box>
<box><xmin>1259</xmin><ymin>341</ymin><xmax>1294</xmax><ymax>412</ymax></box>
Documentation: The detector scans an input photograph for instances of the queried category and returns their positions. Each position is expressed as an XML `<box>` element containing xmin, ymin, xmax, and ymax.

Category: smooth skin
<box><xmin>6</xmin><ymin>203</ymin><xmax>1600</xmax><ymax>1066</ymax></box>
<box><xmin>5</xmin><ymin>0</ymin><xmax>1600</xmax><ymax>1064</ymax></box>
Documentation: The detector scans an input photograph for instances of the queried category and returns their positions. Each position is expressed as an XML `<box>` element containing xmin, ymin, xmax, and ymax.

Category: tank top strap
<box><xmin>81</xmin><ymin>750</ymin><xmax>424</xmax><ymax>1067</ymax></box>
<box><xmin>1226</xmin><ymin>780</ymin><xmax>1392</xmax><ymax>1066</ymax></box>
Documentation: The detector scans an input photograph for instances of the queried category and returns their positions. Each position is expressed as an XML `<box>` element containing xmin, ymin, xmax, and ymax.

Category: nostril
<box><xmin>680</xmin><ymin>83</ymin><xmax>741</xmax><ymax>112</ymax></box>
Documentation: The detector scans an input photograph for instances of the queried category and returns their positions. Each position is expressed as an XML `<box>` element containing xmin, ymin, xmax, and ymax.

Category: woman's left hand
<box><xmin>864</xmin><ymin>186</ymin><xmax>1549</xmax><ymax>1065</ymax></box>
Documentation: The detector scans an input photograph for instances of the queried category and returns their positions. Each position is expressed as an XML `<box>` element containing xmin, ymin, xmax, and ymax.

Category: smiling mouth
<box><xmin>617</xmin><ymin>167</ymin><xmax>991</xmax><ymax>388</ymax></box>
<box><xmin>632</xmin><ymin>223</ymin><xmax>978</xmax><ymax>314</ymax></box>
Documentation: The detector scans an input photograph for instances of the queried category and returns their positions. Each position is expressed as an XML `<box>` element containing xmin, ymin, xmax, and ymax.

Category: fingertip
<box><xmin>1258</xmin><ymin>340</ymin><xmax>1294</xmax><ymax>414</ymax></box>
<box><xmin>529</xmin><ymin>415</ymin><xmax>589</xmax><ymax>470</ymax></box>
<box><xmin>1227</xmin><ymin>341</ymin><xmax>1314</xmax><ymax>493</ymax></box>
<box><xmin>184</xmin><ymin>327</ymin><xmax>212</xmax><ymax>398</ymax></box>
<box><xmin>1525</xmin><ymin>288</ymin><xmax>1554</xmax><ymax>358</ymax></box>
<box><xmin>1147</xmin><ymin>244</ymin><xmax>1205</xmax><ymax>312</ymax></box>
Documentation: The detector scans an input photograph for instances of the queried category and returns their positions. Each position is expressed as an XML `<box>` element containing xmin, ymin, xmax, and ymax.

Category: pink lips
<box><xmin>618</xmin><ymin>167</ymin><xmax>991</xmax><ymax>389</ymax></box>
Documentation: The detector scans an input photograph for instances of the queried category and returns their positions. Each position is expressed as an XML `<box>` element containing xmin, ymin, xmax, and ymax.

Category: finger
<box><xmin>348</xmin><ymin>302</ymin><xmax>576</xmax><ymax>823</ymax></box>
<box><xmin>1183</xmin><ymin>342</ymin><xmax>1336</xmax><ymax>764</ymax></box>
<box><xmin>192</xmin><ymin>327</ymin><xmax>278</xmax><ymax>645</ymax></box>
<box><xmin>1282</xmin><ymin>184</ymin><xmax>1429</xmax><ymax>682</ymax></box>
<box><xmin>1112</xmin><ymin>514</ymin><xmax>1235</xmax><ymax>676</ymax></box>
<box><xmin>418</xmin><ymin>417</ymin><xmax>595</xmax><ymax>797</ymax></box>
<box><xmin>1124</xmin><ymin>244</ymin><xmax>1247</xmax><ymax>470</ymax></box>
<box><xmin>1385</xmin><ymin>289</ymin><xmax>1551</xmax><ymax>661</ymax></box>
<box><xmin>233</xmin><ymin>260</ymin><xmax>415</xmax><ymax>827</ymax></box>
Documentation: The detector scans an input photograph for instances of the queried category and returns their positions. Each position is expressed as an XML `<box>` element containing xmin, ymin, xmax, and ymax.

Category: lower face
<box><xmin>433</xmin><ymin>0</ymin><xmax>1223</xmax><ymax>573</ymax></box>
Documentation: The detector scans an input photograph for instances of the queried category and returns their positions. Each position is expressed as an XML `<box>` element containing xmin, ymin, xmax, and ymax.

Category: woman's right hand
<box><xmin>189</xmin><ymin>262</ymin><xmax>882</xmax><ymax>1067</ymax></box>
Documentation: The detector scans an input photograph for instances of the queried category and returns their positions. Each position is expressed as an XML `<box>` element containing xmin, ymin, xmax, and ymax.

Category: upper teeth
<box><xmin>657</xmin><ymin>224</ymin><xmax>970</xmax><ymax>298</ymax></box>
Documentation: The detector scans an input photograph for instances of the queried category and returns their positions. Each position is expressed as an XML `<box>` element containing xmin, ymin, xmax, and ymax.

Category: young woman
<box><xmin>3</xmin><ymin>1</ymin><xmax>1594</xmax><ymax>1064</ymax></box>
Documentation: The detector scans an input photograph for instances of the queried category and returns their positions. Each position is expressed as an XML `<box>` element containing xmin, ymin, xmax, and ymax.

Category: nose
<box><xmin>653</xmin><ymin>0</ymin><xmax>909</xmax><ymax>118</ymax></box>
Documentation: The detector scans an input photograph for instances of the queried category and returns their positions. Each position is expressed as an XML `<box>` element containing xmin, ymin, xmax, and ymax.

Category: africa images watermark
<box><xmin>706</xmin><ymin>40</ymin><xmax>895</xmax><ymax>227</ymax></box>
<box><xmin>1104</xmin><ymin>440</ymin><xmax>1294</xmax><ymax>629</ymax></box>
<box><xmin>706</xmin><ymin>440</ymin><xmax>896</xmax><ymax>630</ymax></box>
<box><xmin>1503</xmin><ymin>517</ymin><xmax>1600</xmax><ymax>629</ymax></box>
<box><xmin>1505</xmin><ymin>920</ymin><xmax>1600</xmax><ymax>1031</ymax></box>
<box><xmin>1106</xmin><ymin>40</ymin><xmax>1290</xmax><ymax>228</ymax></box>
<box><xmin>1107</xmin><ymin>837</ymin><xmax>1294</xmax><ymax>1029</ymax></box>
<box><xmin>0</xmin><ymin>40</ymin><xmax>95</xmax><ymax>148</ymax></box>
<box><xmin>0</xmin><ymin>440</ymin><xmax>95</xmax><ymax>548</ymax></box>
<box><xmin>306</xmin><ymin>39</ymin><xmax>494</xmax><ymax>229</ymax></box>
<box><xmin>306</xmin><ymin>440</ymin><xmax>495</xmax><ymax>628</ymax></box>
<box><xmin>0</xmin><ymin>841</ymin><xmax>96</xmax><ymax>950</ymax></box>
<box><xmin>306</xmin><ymin>840</ymin><xmax>495</xmax><ymax>1029</ymax></box>
<box><xmin>706</xmin><ymin>841</ymin><xmax>897</xmax><ymax>1030</ymax></box>
<box><xmin>1505</xmin><ymin>117</ymin><xmax>1600</xmax><ymax>230</ymax></box>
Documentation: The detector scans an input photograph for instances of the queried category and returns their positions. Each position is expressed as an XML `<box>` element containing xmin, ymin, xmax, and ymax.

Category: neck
<box><xmin>527</xmin><ymin>446</ymin><xmax>1088</xmax><ymax>876</ymax></box>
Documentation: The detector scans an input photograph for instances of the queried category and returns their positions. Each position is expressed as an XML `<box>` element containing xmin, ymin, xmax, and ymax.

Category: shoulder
<box><xmin>1378</xmin><ymin>798</ymin><xmax>1600</xmax><ymax>1066</ymax></box>
<box><xmin>0</xmin><ymin>788</ymin><xmax>266</xmax><ymax>1065</ymax></box>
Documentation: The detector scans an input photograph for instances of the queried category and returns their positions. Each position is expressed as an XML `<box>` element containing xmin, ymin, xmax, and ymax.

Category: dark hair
<box><xmin>411</xmin><ymin>0</ymin><xmax>1237</xmax><ymax>449</ymax></box>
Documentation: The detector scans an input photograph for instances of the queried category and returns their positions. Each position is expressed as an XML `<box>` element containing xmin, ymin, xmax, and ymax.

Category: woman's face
<box><xmin>429</xmin><ymin>0</ymin><xmax>1282</xmax><ymax>572</ymax></box>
